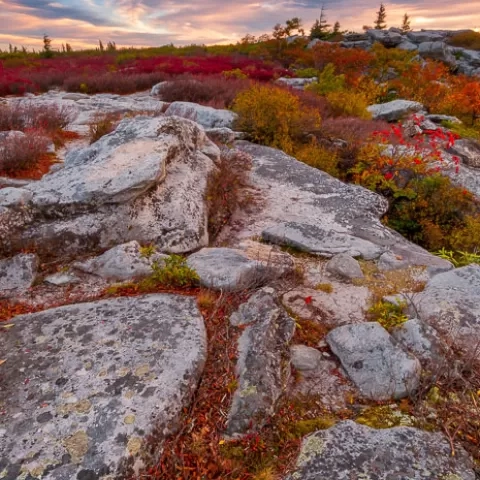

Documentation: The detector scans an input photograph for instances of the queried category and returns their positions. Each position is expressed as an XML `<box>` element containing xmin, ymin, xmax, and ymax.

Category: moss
<box><xmin>315</xmin><ymin>283</ymin><xmax>333</xmax><ymax>294</ymax></box>
<box><xmin>290</xmin><ymin>417</ymin><xmax>336</xmax><ymax>438</ymax></box>
<box><xmin>355</xmin><ymin>405</ymin><xmax>415</xmax><ymax>429</ymax></box>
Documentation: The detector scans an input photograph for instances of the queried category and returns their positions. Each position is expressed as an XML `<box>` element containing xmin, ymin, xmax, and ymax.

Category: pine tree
<box><xmin>333</xmin><ymin>21</ymin><xmax>341</xmax><ymax>34</ymax></box>
<box><xmin>401</xmin><ymin>13</ymin><xmax>411</xmax><ymax>33</ymax></box>
<box><xmin>310</xmin><ymin>5</ymin><xmax>331</xmax><ymax>39</ymax></box>
<box><xmin>374</xmin><ymin>3</ymin><xmax>387</xmax><ymax>30</ymax></box>
<box><xmin>42</xmin><ymin>34</ymin><xmax>53</xmax><ymax>58</ymax></box>
<box><xmin>99</xmin><ymin>39</ymin><xmax>104</xmax><ymax>52</ymax></box>
<box><xmin>65</xmin><ymin>43</ymin><xmax>72</xmax><ymax>53</ymax></box>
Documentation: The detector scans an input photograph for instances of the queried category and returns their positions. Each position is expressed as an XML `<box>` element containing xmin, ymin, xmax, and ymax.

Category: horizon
<box><xmin>1</xmin><ymin>0</ymin><xmax>480</xmax><ymax>52</ymax></box>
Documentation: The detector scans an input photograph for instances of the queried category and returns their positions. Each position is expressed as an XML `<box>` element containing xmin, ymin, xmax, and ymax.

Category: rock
<box><xmin>73</xmin><ymin>241</ymin><xmax>167</xmax><ymax>281</ymax></box>
<box><xmin>418</xmin><ymin>41</ymin><xmax>457</xmax><ymax>67</ymax></box>
<box><xmin>326</xmin><ymin>322</ymin><xmax>421</xmax><ymax>400</ymax></box>
<box><xmin>326</xmin><ymin>253</ymin><xmax>364</xmax><ymax>280</ymax></box>
<box><xmin>391</xmin><ymin>318</ymin><xmax>448</xmax><ymax>364</ymax></box>
<box><xmin>397</xmin><ymin>40</ymin><xmax>419</xmax><ymax>51</ymax></box>
<box><xmin>150</xmin><ymin>81</ymin><xmax>168</xmax><ymax>96</ymax></box>
<box><xmin>340</xmin><ymin>40</ymin><xmax>371</xmax><ymax>49</ymax></box>
<box><xmin>427</xmin><ymin>113</ymin><xmax>462</xmax><ymax>124</ymax></box>
<box><xmin>0</xmin><ymin>177</ymin><xmax>31</xmax><ymax>189</ymax></box>
<box><xmin>0</xmin><ymin>187</ymin><xmax>32</xmax><ymax>208</ymax></box>
<box><xmin>225</xmin><ymin>291</ymin><xmax>295</xmax><ymax>437</ymax></box>
<box><xmin>187</xmin><ymin>248</ymin><xmax>278</xmax><ymax>291</ymax></box>
<box><xmin>205</xmin><ymin>127</ymin><xmax>236</xmax><ymax>144</ymax></box>
<box><xmin>234</xmin><ymin>142</ymin><xmax>450</xmax><ymax>270</ymax></box>
<box><xmin>407</xmin><ymin>30</ymin><xmax>446</xmax><ymax>43</ymax></box>
<box><xmin>0</xmin><ymin>116</ymin><xmax>218</xmax><ymax>260</ymax></box>
<box><xmin>448</xmin><ymin>138</ymin><xmax>480</xmax><ymax>168</ymax></box>
<box><xmin>62</xmin><ymin>93</ymin><xmax>89</xmax><ymax>101</ymax></box>
<box><xmin>287</xmin><ymin>420</ymin><xmax>476</xmax><ymax>480</ymax></box>
<box><xmin>411</xmin><ymin>264</ymin><xmax>480</xmax><ymax>352</ymax></box>
<box><xmin>164</xmin><ymin>101</ymin><xmax>238</xmax><ymax>129</ymax></box>
<box><xmin>377</xmin><ymin>251</ymin><xmax>411</xmax><ymax>271</ymax></box>
<box><xmin>0</xmin><ymin>253</ymin><xmax>38</xmax><ymax>298</ymax></box>
<box><xmin>343</xmin><ymin>33</ymin><xmax>369</xmax><ymax>42</ymax></box>
<box><xmin>0</xmin><ymin>294</ymin><xmax>207</xmax><ymax>479</ymax></box>
<box><xmin>366</xmin><ymin>29</ymin><xmax>403</xmax><ymax>48</ymax></box>
<box><xmin>290</xmin><ymin>345</ymin><xmax>323</xmax><ymax>371</ymax></box>
<box><xmin>282</xmin><ymin>285</ymin><xmax>369</xmax><ymax>328</ymax></box>
<box><xmin>44</xmin><ymin>272</ymin><xmax>80</xmax><ymax>286</ymax></box>
<box><xmin>275</xmin><ymin>77</ymin><xmax>317</xmax><ymax>89</ymax></box>
<box><xmin>457</xmin><ymin>48</ymin><xmax>480</xmax><ymax>67</ymax></box>
<box><xmin>367</xmin><ymin>99</ymin><xmax>424</xmax><ymax>122</ymax></box>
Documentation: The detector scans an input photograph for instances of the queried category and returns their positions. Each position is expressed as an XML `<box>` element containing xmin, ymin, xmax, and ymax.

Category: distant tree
<box><xmin>333</xmin><ymin>21</ymin><xmax>342</xmax><ymax>34</ymax></box>
<box><xmin>374</xmin><ymin>3</ymin><xmax>387</xmax><ymax>30</ymax></box>
<box><xmin>42</xmin><ymin>34</ymin><xmax>53</xmax><ymax>58</ymax></box>
<box><xmin>285</xmin><ymin>17</ymin><xmax>305</xmax><ymax>36</ymax></box>
<box><xmin>310</xmin><ymin>5</ymin><xmax>331</xmax><ymax>40</ymax></box>
<box><xmin>65</xmin><ymin>43</ymin><xmax>72</xmax><ymax>53</ymax></box>
<box><xmin>106</xmin><ymin>41</ymin><xmax>116</xmax><ymax>51</ymax></box>
<box><xmin>401</xmin><ymin>13</ymin><xmax>412</xmax><ymax>33</ymax></box>
<box><xmin>8</xmin><ymin>44</ymin><xmax>13</xmax><ymax>54</ymax></box>
<box><xmin>99</xmin><ymin>39</ymin><xmax>104</xmax><ymax>52</ymax></box>
<box><xmin>240</xmin><ymin>33</ymin><xmax>256</xmax><ymax>44</ymax></box>
<box><xmin>21</xmin><ymin>46</ymin><xmax>27</xmax><ymax>54</ymax></box>
<box><xmin>363</xmin><ymin>25</ymin><xmax>373</xmax><ymax>32</ymax></box>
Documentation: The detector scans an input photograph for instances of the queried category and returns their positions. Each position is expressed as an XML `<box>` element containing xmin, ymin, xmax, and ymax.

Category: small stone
<box><xmin>290</xmin><ymin>345</ymin><xmax>322</xmax><ymax>371</ymax></box>
<box><xmin>326</xmin><ymin>254</ymin><xmax>364</xmax><ymax>281</ymax></box>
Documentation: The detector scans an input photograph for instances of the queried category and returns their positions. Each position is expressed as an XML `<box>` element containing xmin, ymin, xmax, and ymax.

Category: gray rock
<box><xmin>62</xmin><ymin>93</ymin><xmax>89</xmax><ymax>101</ymax></box>
<box><xmin>367</xmin><ymin>29</ymin><xmax>403</xmax><ymax>48</ymax></box>
<box><xmin>0</xmin><ymin>187</ymin><xmax>32</xmax><ymax>208</ymax></box>
<box><xmin>276</xmin><ymin>77</ymin><xmax>317</xmax><ymax>89</ymax></box>
<box><xmin>326</xmin><ymin>253</ymin><xmax>364</xmax><ymax>280</ymax></box>
<box><xmin>448</xmin><ymin>138</ymin><xmax>480</xmax><ymax>168</ymax></box>
<box><xmin>229</xmin><ymin>288</ymin><xmax>277</xmax><ymax>327</ymax></box>
<box><xmin>340</xmin><ymin>40</ymin><xmax>372</xmax><ymax>49</ymax></box>
<box><xmin>367</xmin><ymin>99</ymin><xmax>424</xmax><ymax>122</ymax></box>
<box><xmin>164</xmin><ymin>101</ymin><xmax>238</xmax><ymax>129</ymax></box>
<box><xmin>73</xmin><ymin>241</ymin><xmax>167</xmax><ymax>281</ymax></box>
<box><xmin>290</xmin><ymin>345</ymin><xmax>322</xmax><ymax>371</ymax></box>
<box><xmin>0</xmin><ymin>253</ymin><xmax>38</xmax><ymax>298</ymax></box>
<box><xmin>205</xmin><ymin>127</ymin><xmax>236</xmax><ymax>144</ymax></box>
<box><xmin>287</xmin><ymin>420</ymin><xmax>476</xmax><ymax>480</ymax></box>
<box><xmin>0</xmin><ymin>116</ymin><xmax>218</xmax><ymax>259</ymax></box>
<box><xmin>234</xmin><ymin>141</ymin><xmax>450</xmax><ymax>270</ymax></box>
<box><xmin>427</xmin><ymin>113</ymin><xmax>462</xmax><ymax>124</ymax></box>
<box><xmin>326</xmin><ymin>322</ymin><xmax>421</xmax><ymax>400</ymax></box>
<box><xmin>0</xmin><ymin>177</ymin><xmax>31</xmax><ymax>189</ymax></box>
<box><xmin>391</xmin><ymin>318</ymin><xmax>448</xmax><ymax>364</ymax></box>
<box><xmin>377</xmin><ymin>251</ymin><xmax>411</xmax><ymax>271</ymax></box>
<box><xmin>411</xmin><ymin>264</ymin><xmax>480</xmax><ymax>351</ymax></box>
<box><xmin>0</xmin><ymin>294</ymin><xmax>207</xmax><ymax>479</ymax></box>
<box><xmin>407</xmin><ymin>31</ymin><xmax>446</xmax><ymax>43</ymax></box>
<box><xmin>44</xmin><ymin>272</ymin><xmax>80</xmax><ymax>286</ymax></box>
<box><xmin>397</xmin><ymin>40</ymin><xmax>418</xmax><ymax>51</ymax></box>
<box><xmin>187</xmin><ymin>248</ymin><xmax>279</xmax><ymax>291</ymax></box>
<box><xmin>225</xmin><ymin>291</ymin><xmax>295</xmax><ymax>437</ymax></box>
<box><xmin>418</xmin><ymin>41</ymin><xmax>457</xmax><ymax>67</ymax></box>
<box><xmin>150</xmin><ymin>81</ymin><xmax>169</xmax><ymax>96</ymax></box>
<box><xmin>343</xmin><ymin>33</ymin><xmax>369</xmax><ymax>42</ymax></box>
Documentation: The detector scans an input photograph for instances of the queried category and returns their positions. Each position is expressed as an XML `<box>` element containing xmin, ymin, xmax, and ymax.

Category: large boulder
<box><xmin>287</xmin><ymin>420</ymin><xmax>476</xmax><ymax>480</ymax></box>
<box><xmin>233</xmin><ymin>141</ymin><xmax>450</xmax><ymax>270</ymax></box>
<box><xmin>225</xmin><ymin>290</ymin><xmax>295</xmax><ymax>437</ymax></box>
<box><xmin>407</xmin><ymin>30</ymin><xmax>447</xmax><ymax>43</ymax></box>
<box><xmin>0</xmin><ymin>294</ymin><xmax>207</xmax><ymax>479</ymax></box>
<box><xmin>410</xmin><ymin>264</ymin><xmax>480</xmax><ymax>352</ymax></box>
<box><xmin>164</xmin><ymin>102</ymin><xmax>238</xmax><ymax>129</ymax></box>
<box><xmin>448</xmin><ymin>138</ymin><xmax>480</xmax><ymax>168</ymax></box>
<box><xmin>326</xmin><ymin>322</ymin><xmax>421</xmax><ymax>400</ymax></box>
<box><xmin>367</xmin><ymin>29</ymin><xmax>403</xmax><ymax>48</ymax></box>
<box><xmin>0</xmin><ymin>116</ymin><xmax>219</xmax><ymax>260</ymax></box>
<box><xmin>0</xmin><ymin>253</ymin><xmax>38</xmax><ymax>298</ymax></box>
<box><xmin>367</xmin><ymin>99</ymin><xmax>424</xmax><ymax>122</ymax></box>
<box><xmin>418</xmin><ymin>41</ymin><xmax>457</xmax><ymax>67</ymax></box>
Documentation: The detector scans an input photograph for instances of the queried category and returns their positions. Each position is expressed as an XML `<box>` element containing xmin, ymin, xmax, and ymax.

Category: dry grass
<box><xmin>88</xmin><ymin>113</ymin><xmax>119</xmax><ymax>144</ymax></box>
<box><xmin>448</xmin><ymin>31</ymin><xmax>480</xmax><ymax>50</ymax></box>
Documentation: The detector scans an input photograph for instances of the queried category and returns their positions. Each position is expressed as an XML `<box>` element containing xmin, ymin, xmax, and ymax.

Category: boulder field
<box><xmin>0</xmin><ymin>90</ymin><xmax>479</xmax><ymax>479</ymax></box>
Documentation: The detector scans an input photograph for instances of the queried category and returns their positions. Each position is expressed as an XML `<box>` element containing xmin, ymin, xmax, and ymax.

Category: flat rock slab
<box><xmin>225</xmin><ymin>290</ymin><xmax>295</xmax><ymax>437</ymax></box>
<box><xmin>411</xmin><ymin>264</ymin><xmax>480</xmax><ymax>352</ymax></box>
<box><xmin>287</xmin><ymin>420</ymin><xmax>476</xmax><ymax>480</ymax></box>
<box><xmin>326</xmin><ymin>322</ymin><xmax>421</xmax><ymax>400</ymax></box>
<box><xmin>165</xmin><ymin>102</ymin><xmax>238</xmax><ymax>129</ymax></box>
<box><xmin>0</xmin><ymin>253</ymin><xmax>38</xmax><ymax>298</ymax></box>
<box><xmin>234</xmin><ymin>142</ymin><xmax>449</xmax><ymax>269</ymax></box>
<box><xmin>367</xmin><ymin>100</ymin><xmax>424</xmax><ymax>122</ymax></box>
<box><xmin>187</xmin><ymin>248</ymin><xmax>280</xmax><ymax>291</ymax></box>
<box><xmin>0</xmin><ymin>294</ymin><xmax>207</xmax><ymax>479</ymax></box>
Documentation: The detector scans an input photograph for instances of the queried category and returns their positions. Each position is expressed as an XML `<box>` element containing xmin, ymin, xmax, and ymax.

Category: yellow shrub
<box><xmin>233</xmin><ymin>84</ymin><xmax>321</xmax><ymax>154</ymax></box>
<box><xmin>326</xmin><ymin>91</ymin><xmax>372</xmax><ymax>119</ymax></box>
<box><xmin>294</xmin><ymin>140</ymin><xmax>339</xmax><ymax>177</ymax></box>
<box><xmin>452</xmin><ymin>215</ymin><xmax>480</xmax><ymax>252</ymax></box>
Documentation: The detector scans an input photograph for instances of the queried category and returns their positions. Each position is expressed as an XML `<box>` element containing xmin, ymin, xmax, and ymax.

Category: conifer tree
<box><xmin>374</xmin><ymin>3</ymin><xmax>387</xmax><ymax>30</ymax></box>
<box><xmin>310</xmin><ymin>5</ymin><xmax>331</xmax><ymax>39</ymax></box>
<box><xmin>333</xmin><ymin>21</ymin><xmax>341</xmax><ymax>34</ymax></box>
<box><xmin>401</xmin><ymin>13</ymin><xmax>411</xmax><ymax>33</ymax></box>
<box><xmin>99</xmin><ymin>39</ymin><xmax>104</xmax><ymax>52</ymax></box>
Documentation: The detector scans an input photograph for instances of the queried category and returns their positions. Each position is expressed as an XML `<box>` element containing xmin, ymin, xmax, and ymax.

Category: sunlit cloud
<box><xmin>1</xmin><ymin>0</ymin><xmax>479</xmax><ymax>51</ymax></box>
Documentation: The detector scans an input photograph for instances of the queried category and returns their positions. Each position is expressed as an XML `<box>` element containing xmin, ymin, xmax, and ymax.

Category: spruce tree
<box><xmin>401</xmin><ymin>13</ymin><xmax>411</xmax><ymax>33</ymax></box>
<box><xmin>333</xmin><ymin>21</ymin><xmax>341</xmax><ymax>34</ymax></box>
<box><xmin>310</xmin><ymin>5</ymin><xmax>331</xmax><ymax>40</ymax></box>
<box><xmin>374</xmin><ymin>3</ymin><xmax>387</xmax><ymax>30</ymax></box>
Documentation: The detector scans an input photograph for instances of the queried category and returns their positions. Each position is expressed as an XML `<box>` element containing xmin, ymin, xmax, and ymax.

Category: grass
<box><xmin>88</xmin><ymin>113</ymin><xmax>119</xmax><ymax>144</ymax></box>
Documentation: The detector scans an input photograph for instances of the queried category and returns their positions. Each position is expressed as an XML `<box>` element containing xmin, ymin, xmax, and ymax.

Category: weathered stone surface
<box><xmin>367</xmin><ymin>100</ymin><xmax>424</xmax><ymax>122</ymax></box>
<box><xmin>0</xmin><ymin>116</ymin><xmax>219</xmax><ymax>260</ymax></box>
<box><xmin>0</xmin><ymin>187</ymin><xmax>32</xmax><ymax>208</ymax></box>
<box><xmin>448</xmin><ymin>138</ymin><xmax>480</xmax><ymax>168</ymax></box>
<box><xmin>187</xmin><ymin>248</ymin><xmax>279</xmax><ymax>291</ymax></box>
<box><xmin>287</xmin><ymin>420</ymin><xmax>476</xmax><ymax>480</ymax></box>
<box><xmin>275</xmin><ymin>77</ymin><xmax>317</xmax><ymax>89</ymax></box>
<box><xmin>73</xmin><ymin>241</ymin><xmax>167</xmax><ymax>281</ymax></box>
<box><xmin>0</xmin><ymin>294</ymin><xmax>207</xmax><ymax>479</ymax></box>
<box><xmin>165</xmin><ymin>101</ymin><xmax>238</xmax><ymax>129</ymax></box>
<box><xmin>326</xmin><ymin>322</ymin><xmax>421</xmax><ymax>400</ymax></box>
<box><xmin>427</xmin><ymin>113</ymin><xmax>462</xmax><ymax>124</ymax></box>
<box><xmin>367</xmin><ymin>29</ymin><xmax>403</xmax><ymax>47</ymax></box>
<box><xmin>44</xmin><ymin>272</ymin><xmax>80</xmax><ymax>286</ymax></box>
<box><xmin>410</xmin><ymin>265</ymin><xmax>480</xmax><ymax>351</ymax></box>
<box><xmin>397</xmin><ymin>40</ymin><xmax>418</xmax><ymax>51</ymax></box>
<box><xmin>0</xmin><ymin>177</ymin><xmax>31</xmax><ymax>189</ymax></box>
<box><xmin>340</xmin><ymin>40</ymin><xmax>371</xmax><ymax>49</ymax></box>
<box><xmin>150</xmin><ymin>81</ymin><xmax>168</xmax><ymax>96</ymax></box>
<box><xmin>407</xmin><ymin>30</ymin><xmax>447</xmax><ymax>43</ymax></box>
<box><xmin>205</xmin><ymin>127</ymin><xmax>237</xmax><ymax>144</ymax></box>
<box><xmin>418</xmin><ymin>41</ymin><xmax>457</xmax><ymax>66</ymax></box>
<box><xmin>0</xmin><ymin>253</ymin><xmax>38</xmax><ymax>298</ymax></box>
<box><xmin>326</xmin><ymin>253</ymin><xmax>364</xmax><ymax>280</ymax></box>
<box><xmin>225</xmin><ymin>291</ymin><xmax>295</xmax><ymax>437</ymax></box>
<box><xmin>283</xmin><ymin>285</ymin><xmax>370</xmax><ymax>328</ymax></box>
<box><xmin>290</xmin><ymin>345</ymin><xmax>323</xmax><ymax>371</ymax></box>
<box><xmin>391</xmin><ymin>318</ymin><xmax>448</xmax><ymax>364</ymax></box>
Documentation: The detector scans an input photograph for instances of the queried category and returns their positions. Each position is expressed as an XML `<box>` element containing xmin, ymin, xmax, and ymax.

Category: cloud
<box><xmin>1</xmin><ymin>0</ymin><xmax>479</xmax><ymax>51</ymax></box>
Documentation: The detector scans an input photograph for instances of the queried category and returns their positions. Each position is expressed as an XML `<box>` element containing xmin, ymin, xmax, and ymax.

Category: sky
<box><xmin>1</xmin><ymin>0</ymin><xmax>480</xmax><ymax>51</ymax></box>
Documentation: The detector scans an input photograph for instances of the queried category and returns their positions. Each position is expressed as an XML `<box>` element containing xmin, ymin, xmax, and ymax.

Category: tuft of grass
<box><xmin>197</xmin><ymin>289</ymin><xmax>218</xmax><ymax>311</ymax></box>
<box><xmin>88</xmin><ymin>113</ymin><xmax>118</xmax><ymax>144</ymax></box>
<box><xmin>367</xmin><ymin>300</ymin><xmax>409</xmax><ymax>330</ymax></box>
<box><xmin>144</xmin><ymin>255</ymin><xmax>199</xmax><ymax>289</ymax></box>
<box><xmin>315</xmin><ymin>283</ymin><xmax>333</xmax><ymax>294</ymax></box>
<box><xmin>434</xmin><ymin>248</ymin><xmax>480</xmax><ymax>267</ymax></box>
<box><xmin>139</xmin><ymin>244</ymin><xmax>157</xmax><ymax>258</ymax></box>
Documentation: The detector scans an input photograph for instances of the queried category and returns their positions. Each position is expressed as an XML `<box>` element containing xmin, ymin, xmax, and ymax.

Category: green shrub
<box><xmin>305</xmin><ymin>63</ymin><xmax>345</xmax><ymax>96</ymax></box>
<box><xmin>147</xmin><ymin>255</ymin><xmax>199</xmax><ymax>288</ymax></box>
<box><xmin>435</xmin><ymin>248</ymin><xmax>480</xmax><ymax>267</ymax></box>
<box><xmin>295</xmin><ymin>68</ymin><xmax>319</xmax><ymax>78</ymax></box>
<box><xmin>368</xmin><ymin>300</ymin><xmax>408</xmax><ymax>330</ymax></box>
<box><xmin>326</xmin><ymin>91</ymin><xmax>372</xmax><ymax>119</ymax></box>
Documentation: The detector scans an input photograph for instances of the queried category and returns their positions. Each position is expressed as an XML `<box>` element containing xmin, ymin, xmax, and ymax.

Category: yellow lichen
<box><xmin>63</xmin><ymin>431</ymin><xmax>89</xmax><ymax>464</ymax></box>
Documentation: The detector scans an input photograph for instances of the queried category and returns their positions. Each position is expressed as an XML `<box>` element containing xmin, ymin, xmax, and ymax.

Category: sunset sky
<box><xmin>1</xmin><ymin>0</ymin><xmax>480</xmax><ymax>51</ymax></box>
